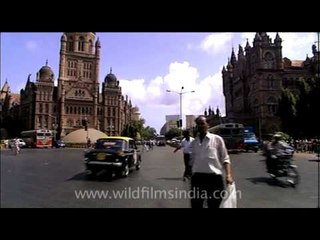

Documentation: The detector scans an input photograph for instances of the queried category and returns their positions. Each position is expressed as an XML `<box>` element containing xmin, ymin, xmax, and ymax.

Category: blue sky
<box><xmin>1</xmin><ymin>32</ymin><xmax>318</xmax><ymax>133</ymax></box>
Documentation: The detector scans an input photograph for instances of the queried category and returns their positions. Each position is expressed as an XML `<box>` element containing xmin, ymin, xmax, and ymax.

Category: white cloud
<box><xmin>118</xmin><ymin>78</ymin><xmax>146</xmax><ymax>101</ymax></box>
<box><xmin>200</xmin><ymin>33</ymin><xmax>234</xmax><ymax>55</ymax></box>
<box><xmin>25</xmin><ymin>41</ymin><xmax>38</xmax><ymax>52</ymax></box>
<box><xmin>119</xmin><ymin>61</ymin><xmax>225</xmax><ymax>131</ymax></box>
<box><xmin>273</xmin><ymin>32</ymin><xmax>316</xmax><ymax>60</ymax></box>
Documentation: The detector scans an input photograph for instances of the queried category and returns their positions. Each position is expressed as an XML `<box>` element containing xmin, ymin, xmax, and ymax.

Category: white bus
<box><xmin>208</xmin><ymin>123</ymin><xmax>245</xmax><ymax>153</ymax></box>
<box><xmin>21</xmin><ymin>129</ymin><xmax>53</xmax><ymax>148</ymax></box>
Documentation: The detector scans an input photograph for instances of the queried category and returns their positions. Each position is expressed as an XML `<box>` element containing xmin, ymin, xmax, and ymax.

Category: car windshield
<box><xmin>244</xmin><ymin>133</ymin><xmax>256</xmax><ymax>139</ymax></box>
<box><xmin>95</xmin><ymin>139</ymin><xmax>124</xmax><ymax>150</ymax></box>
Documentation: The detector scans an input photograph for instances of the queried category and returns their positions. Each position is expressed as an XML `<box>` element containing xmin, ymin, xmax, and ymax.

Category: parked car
<box><xmin>84</xmin><ymin>136</ymin><xmax>142</xmax><ymax>179</ymax></box>
<box><xmin>54</xmin><ymin>140</ymin><xmax>66</xmax><ymax>148</ymax></box>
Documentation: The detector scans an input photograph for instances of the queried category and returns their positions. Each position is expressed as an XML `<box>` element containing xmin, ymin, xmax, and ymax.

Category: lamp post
<box><xmin>47</xmin><ymin>113</ymin><xmax>57</xmax><ymax>143</ymax></box>
<box><xmin>166</xmin><ymin>86</ymin><xmax>195</xmax><ymax>133</ymax></box>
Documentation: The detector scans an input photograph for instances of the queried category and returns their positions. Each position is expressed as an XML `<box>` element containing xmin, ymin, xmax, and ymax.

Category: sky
<box><xmin>1</xmin><ymin>32</ymin><xmax>318</xmax><ymax>133</ymax></box>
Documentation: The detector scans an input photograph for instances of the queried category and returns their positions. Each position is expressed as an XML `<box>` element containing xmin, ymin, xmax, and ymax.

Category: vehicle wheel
<box><xmin>136</xmin><ymin>159</ymin><xmax>141</xmax><ymax>170</ymax></box>
<box><xmin>116</xmin><ymin>162</ymin><xmax>129</xmax><ymax>178</ymax></box>
<box><xmin>85</xmin><ymin>169</ymin><xmax>96</xmax><ymax>180</ymax></box>
<box><xmin>287</xmin><ymin>167</ymin><xmax>299</xmax><ymax>187</ymax></box>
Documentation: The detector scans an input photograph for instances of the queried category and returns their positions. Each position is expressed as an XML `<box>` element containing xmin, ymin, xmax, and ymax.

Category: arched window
<box><xmin>66</xmin><ymin>106</ymin><xmax>69</xmax><ymax>114</ymax></box>
<box><xmin>89</xmin><ymin>39</ymin><xmax>93</xmax><ymax>53</ymax></box>
<box><xmin>38</xmin><ymin>116</ymin><xmax>42</xmax><ymax>128</ymax></box>
<box><xmin>67</xmin><ymin>36</ymin><xmax>74</xmax><ymax>51</ymax></box>
<box><xmin>267</xmin><ymin>74</ymin><xmax>274</xmax><ymax>89</ymax></box>
<box><xmin>78</xmin><ymin>36</ymin><xmax>85</xmax><ymax>51</ymax></box>
<box><xmin>267</xmin><ymin>96</ymin><xmax>278</xmax><ymax>115</ymax></box>
<box><xmin>39</xmin><ymin>103</ymin><xmax>43</xmax><ymax>113</ymax></box>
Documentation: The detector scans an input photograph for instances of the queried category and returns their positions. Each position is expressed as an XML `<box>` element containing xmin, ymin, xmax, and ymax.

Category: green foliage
<box><xmin>122</xmin><ymin>118</ymin><xmax>157</xmax><ymax>140</ymax></box>
<box><xmin>165</xmin><ymin>128</ymin><xmax>182</xmax><ymax>139</ymax></box>
<box><xmin>278</xmin><ymin>77</ymin><xmax>320</xmax><ymax>138</ymax></box>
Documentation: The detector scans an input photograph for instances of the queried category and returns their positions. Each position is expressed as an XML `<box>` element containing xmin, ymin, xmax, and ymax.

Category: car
<box><xmin>54</xmin><ymin>140</ymin><xmax>66</xmax><ymax>148</ymax></box>
<box><xmin>8</xmin><ymin>138</ymin><xmax>26</xmax><ymax>148</ymax></box>
<box><xmin>244</xmin><ymin>132</ymin><xmax>259</xmax><ymax>152</ymax></box>
<box><xmin>84</xmin><ymin>136</ymin><xmax>142</xmax><ymax>179</ymax></box>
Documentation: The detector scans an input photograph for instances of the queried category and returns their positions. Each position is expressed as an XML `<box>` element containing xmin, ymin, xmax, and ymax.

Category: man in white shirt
<box><xmin>174</xmin><ymin>130</ymin><xmax>194</xmax><ymax>181</ymax></box>
<box><xmin>190</xmin><ymin>116</ymin><xmax>233</xmax><ymax>208</ymax></box>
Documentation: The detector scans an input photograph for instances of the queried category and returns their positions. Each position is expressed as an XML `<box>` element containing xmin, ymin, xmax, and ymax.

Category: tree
<box><xmin>141</xmin><ymin>126</ymin><xmax>157</xmax><ymax>140</ymax></box>
<box><xmin>277</xmin><ymin>89</ymin><xmax>297</xmax><ymax>137</ymax></box>
<box><xmin>295</xmin><ymin>80</ymin><xmax>312</xmax><ymax>138</ymax></box>
<box><xmin>165</xmin><ymin>128</ymin><xmax>182</xmax><ymax>140</ymax></box>
<box><xmin>278</xmin><ymin>77</ymin><xmax>320</xmax><ymax>138</ymax></box>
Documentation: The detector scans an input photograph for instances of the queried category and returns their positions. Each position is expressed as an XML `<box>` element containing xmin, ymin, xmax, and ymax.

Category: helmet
<box><xmin>273</xmin><ymin>133</ymin><xmax>282</xmax><ymax>139</ymax></box>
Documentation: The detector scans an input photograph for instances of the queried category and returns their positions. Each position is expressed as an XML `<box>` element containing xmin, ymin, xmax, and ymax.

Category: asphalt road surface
<box><xmin>1</xmin><ymin>146</ymin><xmax>319</xmax><ymax>208</ymax></box>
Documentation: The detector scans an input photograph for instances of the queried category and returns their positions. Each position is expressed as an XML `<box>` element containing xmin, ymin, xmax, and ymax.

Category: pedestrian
<box><xmin>173</xmin><ymin>130</ymin><xmax>194</xmax><ymax>181</ymax></box>
<box><xmin>4</xmin><ymin>139</ymin><xmax>8</xmax><ymax>149</ymax></box>
<box><xmin>13</xmin><ymin>137</ymin><xmax>20</xmax><ymax>155</ymax></box>
<box><xmin>87</xmin><ymin>138</ymin><xmax>91</xmax><ymax>148</ymax></box>
<box><xmin>190</xmin><ymin>115</ymin><xmax>233</xmax><ymax>208</ymax></box>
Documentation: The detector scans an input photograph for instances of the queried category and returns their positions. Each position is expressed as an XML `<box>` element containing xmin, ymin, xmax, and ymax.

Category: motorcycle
<box><xmin>266</xmin><ymin>147</ymin><xmax>299</xmax><ymax>187</ymax></box>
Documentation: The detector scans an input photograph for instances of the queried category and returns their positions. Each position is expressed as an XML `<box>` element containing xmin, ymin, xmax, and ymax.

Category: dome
<box><xmin>104</xmin><ymin>73</ymin><xmax>117</xmax><ymax>83</ymax></box>
<box><xmin>39</xmin><ymin>65</ymin><xmax>54</xmax><ymax>78</ymax></box>
<box><xmin>63</xmin><ymin>128</ymin><xmax>108</xmax><ymax>143</ymax></box>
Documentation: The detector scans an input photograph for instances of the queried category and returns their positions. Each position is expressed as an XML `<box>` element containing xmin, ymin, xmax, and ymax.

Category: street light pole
<box><xmin>47</xmin><ymin>113</ymin><xmax>57</xmax><ymax>143</ymax></box>
<box><xmin>180</xmin><ymin>87</ymin><xmax>183</xmax><ymax>131</ymax></box>
<box><xmin>166</xmin><ymin>86</ymin><xmax>195</xmax><ymax>134</ymax></box>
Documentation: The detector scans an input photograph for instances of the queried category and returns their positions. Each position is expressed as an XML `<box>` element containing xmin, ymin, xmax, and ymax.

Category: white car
<box><xmin>9</xmin><ymin>138</ymin><xmax>26</xmax><ymax>148</ymax></box>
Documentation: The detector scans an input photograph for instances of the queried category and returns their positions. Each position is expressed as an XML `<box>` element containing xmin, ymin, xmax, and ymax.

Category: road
<box><xmin>1</xmin><ymin>146</ymin><xmax>319</xmax><ymax>208</ymax></box>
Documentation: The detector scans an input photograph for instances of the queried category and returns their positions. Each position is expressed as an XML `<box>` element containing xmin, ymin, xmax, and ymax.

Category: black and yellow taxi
<box><xmin>84</xmin><ymin>136</ymin><xmax>141</xmax><ymax>179</ymax></box>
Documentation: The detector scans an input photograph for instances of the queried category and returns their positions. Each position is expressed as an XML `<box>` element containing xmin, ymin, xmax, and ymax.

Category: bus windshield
<box><xmin>208</xmin><ymin>123</ymin><xmax>245</xmax><ymax>152</ymax></box>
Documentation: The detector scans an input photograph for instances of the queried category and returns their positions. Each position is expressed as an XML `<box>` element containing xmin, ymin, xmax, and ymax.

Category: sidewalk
<box><xmin>295</xmin><ymin>151</ymin><xmax>319</xmax><ymax>159</ymax></box>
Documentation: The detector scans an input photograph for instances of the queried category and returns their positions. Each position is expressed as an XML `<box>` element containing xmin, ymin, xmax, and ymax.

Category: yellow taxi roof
<box><xmin>98</xmin><ymin>136</ymin><xmax>134</xmax><ymax>142</ymax></box>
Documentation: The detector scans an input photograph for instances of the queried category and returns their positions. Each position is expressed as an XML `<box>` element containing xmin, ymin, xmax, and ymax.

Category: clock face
<box><xmin>265</xmin><ymin>52</ymin><xmax>273</xmax><ymax>61</ymax></box>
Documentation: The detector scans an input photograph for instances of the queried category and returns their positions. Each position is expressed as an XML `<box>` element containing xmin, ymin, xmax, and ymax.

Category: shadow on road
<box><xmin>156</xmin><ymin>177</ymin><xmax>183</xmax><ymax>181</ymax></box>
<box><xmin>67</xmin><ymin>171</ymin><xmax>113</xmax><ymax>182</ymax></box>
<box><xmin>308</xmin><ymin>159</ymin><xmax>320</xmax><ymax>162</ymax></box>
<box><xmin>246</xmin><ymin>177</ymin><xmax>292</xmax><ymax>188</ymax></box>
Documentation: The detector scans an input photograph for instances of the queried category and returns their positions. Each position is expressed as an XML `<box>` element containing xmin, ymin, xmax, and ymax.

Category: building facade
<box><xmin>2</xmin><ymin>32</ymin><xmax>139</xmax><ymax>139</ymax></box>
<box><xmin>222</xmin><ymin>32</ymin><xmax>319</xmax><ymax>138</ymax></box>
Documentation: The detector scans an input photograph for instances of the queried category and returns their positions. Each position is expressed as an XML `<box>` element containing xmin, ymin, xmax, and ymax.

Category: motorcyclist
<box><xmin>266</xmin><ymin>134</ymin><xmax>286</xmax><ymax>175</ymax></box>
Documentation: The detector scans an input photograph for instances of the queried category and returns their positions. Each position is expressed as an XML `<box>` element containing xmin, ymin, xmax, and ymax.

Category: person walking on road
<box><xmin>174</xmin><ymin>130</ymin><xmax>194</xmax><ymax>181</ymax></box>
<box><xmin>190</xmin><ymin>115</ymin><xmax>234</xmax><ymax>208</ymax></box>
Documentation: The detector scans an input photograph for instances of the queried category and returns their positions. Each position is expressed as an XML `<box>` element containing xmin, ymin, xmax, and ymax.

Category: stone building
<box><xmin>222</xmin><ymin>32</ymin><xmax>319</xmax><ymax>138</ymax></box>
<box><xmin>2</xmin><ymin>32</ymin><xmax>139</xmax><ymax>138</ymax></box>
